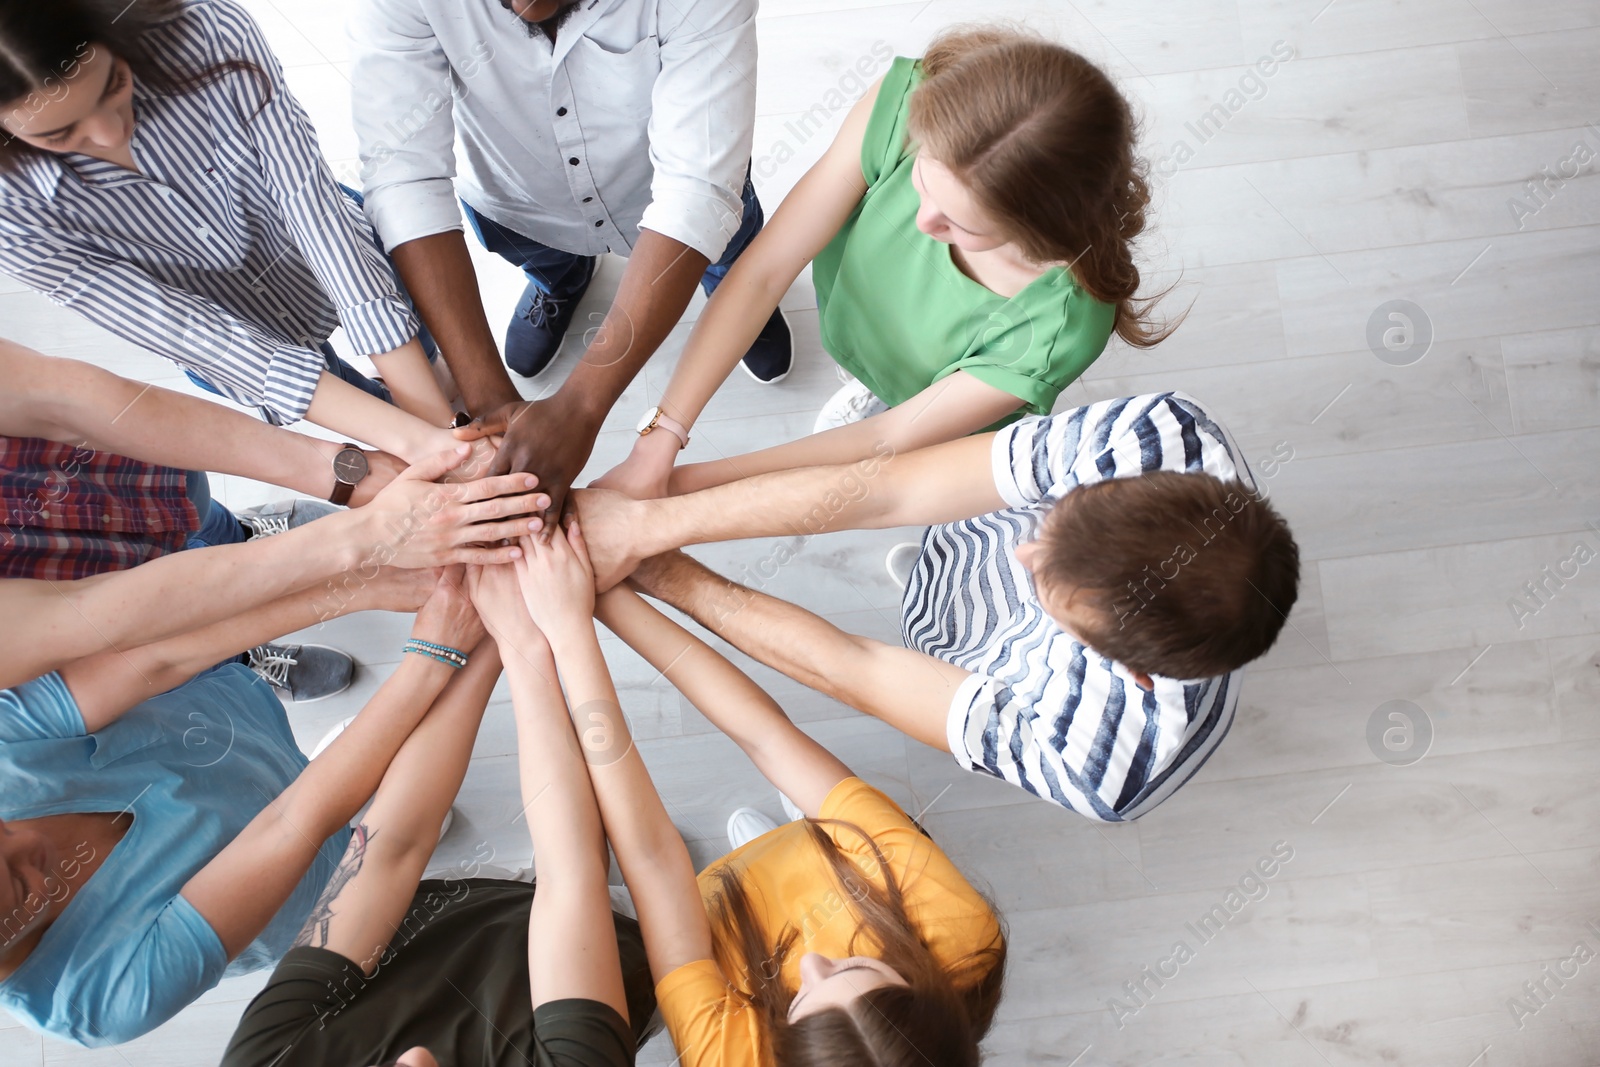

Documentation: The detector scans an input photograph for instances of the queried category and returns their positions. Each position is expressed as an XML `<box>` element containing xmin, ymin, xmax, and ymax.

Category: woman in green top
<box><xmin>592</xmin><ymin>25</ymin><xmax>1171</xmax><ymax>498</ymax></box>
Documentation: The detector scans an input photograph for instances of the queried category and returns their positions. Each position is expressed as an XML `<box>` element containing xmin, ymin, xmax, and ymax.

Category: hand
<box><xmin>513</xmin><ymin>520</ymin><xmax>596</xmax><ymax>636</ymax></box>
<box><xmin>347</xmin><ymin>449</ymin><xmax>406</xmax><ymax>507</ymax></box>
<box><xmin>359</xmin><ymin>445</ymin><xmax>550</xmax><ymax>568</ymax></box>
<box><xmin>567</xmin><ymin>487</ymin><xmax>645</xmax><ymax>593</ymax></box>
<box><xmin>409</xmin><ymin>566</ymin><xmax>486</xmax><ymax>654</ymax></box>
<box><xmin>589</xmin><ymin>430</ymin><xmax>677</xmax><ymax>500</ymax></box>
<box><xmin>455</xmin><ymin>397</ymin><xmax>601</xmax><ymax>531</ymax></box>
<box><xmin>463</xmin><ymin>563</ymin><xmax>546</xmax><ymax>651</ymax></box>
<box><xmin>408</xmin><ymin>427</ymin><xmax>497</xmax><ymax>480</ymax></box>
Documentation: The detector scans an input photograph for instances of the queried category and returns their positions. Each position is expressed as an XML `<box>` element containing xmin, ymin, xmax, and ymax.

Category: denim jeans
<box><xmin>461</xmin><ymin>167</ymin><xmax>765</xmax><ymax>300</ymax></box>
<box><xmin>183</xmin><ymin>469</ymin><xmax>248</xmax><ymax>549</ymax></box>
<box><xmin>184</xmin><ymin>184</ymin><xmax>434</xmax><ymax>408</ymax></box>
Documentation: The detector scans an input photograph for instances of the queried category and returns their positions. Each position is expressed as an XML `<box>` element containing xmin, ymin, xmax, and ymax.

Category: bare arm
<box><xmin>0</xmin><ymin>447</ymin><xmax>545</xmax><ymax>689</ymax></box>
<box><xmin>574</xmin><ymin>429</ymin><xmax>1005</xmax><ymax>591</ymax></box>
<box><xmin>470</xmin><ymin>558</ymin><xmax>630</xmax><ymax>1017</ymax></box>
<box><xmin>288</xmin><ymin>643</ymin><xmax>501</xmax><ymax>970</ymax></box>
<box><xmin>595</xmin><ymin>585</ymin><xmax>849</xmax><ymax>817</ymax></box>
<box><xmin>57</xmin><ymin>566</ymin><xmax>435</xmax><ymax>732</ymax></box>
<box><xmin>181</xmin><ymin>573</ymin><xmax>485</xmax><ymax>959</ymax></box>
<box><xmin>0</xmin><ymin>339</ymin><xmax>403</xmax><ymax>506</ymax></box>
<box><xmin>368</xmin><ymin>336</ymin><xmax>454</xmax><ymax>425</ymax></box>
<box><xmin>627</xmin><ymin>551</ymin><xmax>970</xmax><ymax>753</ymax></box>
<box><xmin>593</xmin><ymin>79</ymin><xmax>879</xmax><ymax>499</ymax></box>
<box><xmin>513</xmin><ymin>527</ymin><xmax>714</xmax><ymax>984</ymax></box>
<box><xmin>671</xmin><ymin>372</ymin><xmax>1024</xmax><ymax>494</ymax></box>
<box><xmin>388</xmin><ymin>231</ymin><xmax>515</xmax><ymax>414</ymax></box>
<box><xmin>302</xmin><ymin>370</ymin><xmax>486</xmax><ymax>468</ymax></box>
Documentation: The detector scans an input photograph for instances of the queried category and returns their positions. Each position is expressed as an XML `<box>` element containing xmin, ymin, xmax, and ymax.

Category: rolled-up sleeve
<box><xmin>211</xmin><ymin>1</ymin><xmax>418</xmax><ymax>358</ymax></box>
<box><xmin>0</xmin><ymin>227</ymin><xmax>324</xmax><ymax>423</ymax></box>
<box><xmin>348</xmin><ymin>0</ymin><xmax>466</xmax><ymax>251</ymax></box>
<box><xmin>639</xmin><ymin>0</ymin><xmax>756</xmax><ymax>262</ymax></box>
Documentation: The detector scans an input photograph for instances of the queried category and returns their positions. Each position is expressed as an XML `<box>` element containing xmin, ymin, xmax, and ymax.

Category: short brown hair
<box><xmin>1034</xmin><ymin>471</ymin><xmax>1299</xmax><ymax>678</ymax></box>
<box><xmin>908</xmin><ymin>25</ymin><xmax>1176</xmax><ymax>348</ymax></box>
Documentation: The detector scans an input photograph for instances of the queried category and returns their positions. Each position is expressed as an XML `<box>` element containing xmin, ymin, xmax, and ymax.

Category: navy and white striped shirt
<box><xmin>902</xmin><ymin>393</ymin><xmax>1254</xmax><ymax>821</ymax></box>
<box><xmin>0</xmin><ymin>0</ymin><xmax>417</xmax><ymax>424</ymax></box>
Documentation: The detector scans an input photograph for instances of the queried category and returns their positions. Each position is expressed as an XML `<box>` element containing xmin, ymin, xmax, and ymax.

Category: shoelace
<box><xmin>246</xmin><ymin>644</ymin><xmax>300</xmax><ymax>691</ymax></box>
<box><xmin>521</xmin><ymin>287</ymin><xmax>569</xmax><ymax>330</ymax></box>
<box><xmin>239</xmin><ymin>513</ymin><xmax>290</xmax><ymax>539</ymax></box>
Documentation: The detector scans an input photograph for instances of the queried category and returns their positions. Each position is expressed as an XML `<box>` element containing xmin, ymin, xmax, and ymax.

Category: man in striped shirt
<box><xmin>576</xmin><ymin>393</ymin><xmax>1301</xmax><ymax>819</ymax></box>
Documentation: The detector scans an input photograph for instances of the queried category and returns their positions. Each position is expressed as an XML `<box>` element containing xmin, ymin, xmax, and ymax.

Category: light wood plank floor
<box><xmin>5</xmin><ymin>1</ymin><xmax>1597</xmax><ymax>1064</ymax></box>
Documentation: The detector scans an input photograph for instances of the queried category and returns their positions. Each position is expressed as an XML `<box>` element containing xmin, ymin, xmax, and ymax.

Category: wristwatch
<box><xmin>329</xmin><ymin>443</ymin><xmax>369</xmax><ymax>506</ymax></box>
<box><xmin>636</xmin><ymin>406</ymin><xmax>689</xmax><ymax>449</ymax></box>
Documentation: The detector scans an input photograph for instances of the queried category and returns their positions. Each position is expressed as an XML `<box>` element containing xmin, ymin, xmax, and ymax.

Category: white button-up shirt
<box><xmin>348</xmin><ymin>0</ymin><xmax>756</xmax><ymax>263</ymax></box>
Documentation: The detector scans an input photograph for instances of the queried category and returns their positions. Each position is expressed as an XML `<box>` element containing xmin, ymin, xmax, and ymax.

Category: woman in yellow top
<box><xmin>541</xmin><ymin>535</ymin><xmax>1008</xmax><ymax>1066</ymax></box>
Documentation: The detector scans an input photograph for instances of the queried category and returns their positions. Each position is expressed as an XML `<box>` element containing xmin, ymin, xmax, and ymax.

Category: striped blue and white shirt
<box><xmin>903</xmin><ymin>393</ymin><xmax>1254</xmax><ymax>821</ymax></box>
<box><xmin>0</xmin><ymin>0</ymin><xmax>417</xmax><ymax>424</ymax></box>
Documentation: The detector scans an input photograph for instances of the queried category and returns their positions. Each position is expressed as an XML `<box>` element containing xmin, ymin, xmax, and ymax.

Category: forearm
<box><xmin>370</xmin><ymin>337</ymin><xmax>454</xmax><ymax>425</ymax></box>
<box><xmin>5</xmin><ymin>342</ymin><xmax>358</xmax><ymax>501</ymax></box>
<box><xmin>6</xmin><ymin>509</ymin><xmax>372</xmax><ymax>689</ymax></box>
<box><xmin>672</xmin><ymin>416</ymin><xmax>897</xmax><ymax>495</ymax></box>
<box><xmin>59</xmin><ymin>581</ymin><xmax>373</xmax><ymax>730</ymax></box>
<box><xmin>629</xmin><ymin>553</ymin><xmax>867</xmax><ymax>703</ymax></box>
<box><xmin>304</xmin><ymin>371</ymin><xmax>449</xmax><ymax>464</ymax></box>
<box><xmin>554</xmin><ymin>229</ymin><xmax>706</xmax><ymax>431</ymax></box>
<box><xmin>388</xmin><ymin>231</ymin><xmax>517</xmax><ymax>413</ymax></box>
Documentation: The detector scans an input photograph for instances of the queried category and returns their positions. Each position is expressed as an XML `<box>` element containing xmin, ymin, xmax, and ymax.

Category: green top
<box><xmin>811</xmin><ymin>56</ymin><xmax>1115</xmax><ymax>426</ymax></box>
<box><xmin>220</xmin><ymin>879</ymin><xmax>656</xmax><ymax>1067</ymax></box>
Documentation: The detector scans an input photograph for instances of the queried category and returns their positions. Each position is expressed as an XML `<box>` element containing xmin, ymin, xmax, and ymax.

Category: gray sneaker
<box><xmin>246</xmin><ymin>643</ymin><xmax>355</xmax><ymax>703</ymax></box>
<box><xmin>237</xmin><ymin>498</ymin><xmax>342</xmax><ymax>539</ymax></box>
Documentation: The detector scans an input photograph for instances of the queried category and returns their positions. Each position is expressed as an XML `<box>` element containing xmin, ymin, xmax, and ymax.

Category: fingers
<box><xmin>399</xmin><ymin>443</ymin><xmax>473</xmax><ymax>484</ymax></box>
<box><xmin>445</xmin><ymin>542</ymin><xmax>526</xmax><ymax>566</ymax></box>
<box><xmin>451</xmin><ymin>420</ymin><xmax>498</xmax><ymax>442</ymax></box>
<box><xmin>450</xmin><ymin>472</ymin><xmax>541</xmax><ymax>505</ymax></box>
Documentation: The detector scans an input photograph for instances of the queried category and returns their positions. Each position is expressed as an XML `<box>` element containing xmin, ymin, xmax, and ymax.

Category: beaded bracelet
<box><xmin>403</xmin><ymin>639</ymin><xmax>468</xmax><ymax>669</ymax></box>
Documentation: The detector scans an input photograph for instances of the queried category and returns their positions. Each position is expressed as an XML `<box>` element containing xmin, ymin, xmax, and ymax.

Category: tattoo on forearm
<box><xmin>293</xmin><ymin>823</ymin><xmax>376</xmax><ymax>949</ymax></box>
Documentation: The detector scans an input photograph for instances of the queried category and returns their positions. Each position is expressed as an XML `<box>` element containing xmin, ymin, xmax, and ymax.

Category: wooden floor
<box><xmin>4</xmin><ymin>0</ymin><xmax>1598</xmax><ymax>1064</ymax></box>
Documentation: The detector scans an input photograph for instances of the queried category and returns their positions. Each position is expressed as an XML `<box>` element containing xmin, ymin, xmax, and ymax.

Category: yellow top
<box><xmin>655</xmin><ymin>777</ymin><xmax>1002</xmax><ymax>1067</ymax></box>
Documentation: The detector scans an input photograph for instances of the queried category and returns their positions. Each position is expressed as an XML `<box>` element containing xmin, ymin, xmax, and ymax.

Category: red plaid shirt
<box><xmin>0</xmin><ymin>437</ymin><xmax>198</xmax><ymax>581</ymax></box>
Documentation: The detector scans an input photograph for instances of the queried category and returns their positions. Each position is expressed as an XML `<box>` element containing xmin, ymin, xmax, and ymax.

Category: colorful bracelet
<box><xmin>403</xmin><ymin>639</ymin><xmax>468</xmax><ymax>669</ymax></box>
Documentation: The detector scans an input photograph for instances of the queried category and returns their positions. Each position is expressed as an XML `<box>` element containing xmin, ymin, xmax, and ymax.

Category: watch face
<box><xmin>636</xmin><ymin>407</ymin><xmax>660</xmax><ymax>434</ymax></box>
<box><xmin>333</xmin><ymin>447</ymin><xmax>369</xmax><ymax>485</ymax></box>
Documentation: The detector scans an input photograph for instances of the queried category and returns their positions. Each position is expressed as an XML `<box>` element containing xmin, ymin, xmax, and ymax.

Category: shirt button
<box><xmin>568</xmin><ymin>157</ymin><xmax>579</xmax><ymax>166</ymax></box>
<box><xmin>556</xmin><ymin>106</ymin><xmax>568</xmax><ymax>116</ymax></box>
<box><xmin>594</xmin><ymin>220</ymin><xmax>603</xmax><ymax>227</ymax></box>
<box><xmin>195</xmin><ymin>226</ymin><xmax>212</xmax><ymax>239</ymax></box>
<box><xmin>582</xmin><ymin>196</ymin><xmax>593</xmax><ymax>203</ymax></box>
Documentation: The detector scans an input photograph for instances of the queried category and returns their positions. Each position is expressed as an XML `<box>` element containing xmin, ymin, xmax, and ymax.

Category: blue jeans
<box><xmin>183</xmin><ymin>469</ymin><xmax>248</xmax><ymax>549</ymax></box>
<box><xmin>461</xmin><ymin>167</ymin><xmax>765</xmax><ymax>301</ymax></box>
<box><xmin>185</xmin><ymin>185</ymin><xmax>434</xmax><ymax>408</ymax></box>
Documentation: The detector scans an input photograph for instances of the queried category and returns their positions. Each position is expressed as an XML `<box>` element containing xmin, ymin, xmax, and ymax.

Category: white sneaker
<box><xmin>813</xmin><ymin>379</ymin><xmax>889</xmax><ymax>433</ymax></box>
<box><xmin>885</xmin><ymin>541</ymin><xmax>922</xmax><ymax>590</ymax></box>
<box><xmin>726</xmin><ymin>806</ymin><xmax>780</xmax><ymax>849</ymax></box>
<box><xmin>778</xmin><ymin>791</ymin><xmax>806</xmax><ymax>823</ymax></box>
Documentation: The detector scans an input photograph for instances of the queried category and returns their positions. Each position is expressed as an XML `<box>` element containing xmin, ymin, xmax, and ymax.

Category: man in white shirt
<box><xmin>573</xmin><ymin>393</ymin><xmax>1302</xmax><ymax>819</ymax></box>
<box><xmin>349</xmin><ymin>0</ymin><xmax>790</xmax><ymax>518</ymax></box>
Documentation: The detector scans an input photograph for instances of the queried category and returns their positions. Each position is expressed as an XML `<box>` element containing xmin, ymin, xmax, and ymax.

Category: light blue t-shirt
<box><xmin>0</xmin><ymin>664</ymin><xmax>350</xmax><ymax>1047</ymax></box>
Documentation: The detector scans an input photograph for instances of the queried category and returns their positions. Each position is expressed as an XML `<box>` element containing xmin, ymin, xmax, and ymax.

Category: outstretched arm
<box><xmin>287</xmin><ymin>642</ymin><xmax>501</xmax><ymax>971</ymax></box>
<box><xmin>0</xmin><ymin>339</ymin><xmax>405</xmax><ymax>506</ymax></box>
<box><xmin>470</xmin><ymin>557</ymin><xmax>629</xmax><ymax>1018</ymax></box>
<box><xmin>627</xmin><ymin>551</ymin><xmax>970</xmax><ymax>753</ymax></box>
<box><xmin>0</xmin><ymin>446</ymin><xmax>545</xmax><ymax>690</ymax></box>
<box><xmin>594</xmin><ymin>584</ymin><xmax>849</xmax><ymax>816</ymax></box>
<box><xmin>574</xmin><ymin>429</ymin><xmax>1005</xmax><ymax>591</ymax></box>
<box><xmin>670</xmin><ymin>372</ymin><xmax>1024</xmax><ymax>495</ymax></box>
<box><xmin>180</xmin><ymin>570</ymin><xmax>485</xmax><ymax>959</ymax></box>
<box><xmin>513</xmin><ymin>527</ymin><xmax>714</xmax><ymax>985</ymax></box>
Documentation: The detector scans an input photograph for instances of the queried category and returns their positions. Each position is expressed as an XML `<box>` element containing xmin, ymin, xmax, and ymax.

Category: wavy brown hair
<box><xmin>707</xmin><ymin>817</ymin><xmax>1006</xmax><ymax>1067</ymax></box>
<box><xmin>0</xmin><ymin>0</ymin><xmax>269</xmax><ymax>163</ymax></box>
<box><xmin>908</xmin><ymin>25</ymin><xmax>1175</xmax><ymax>348</ymax></box>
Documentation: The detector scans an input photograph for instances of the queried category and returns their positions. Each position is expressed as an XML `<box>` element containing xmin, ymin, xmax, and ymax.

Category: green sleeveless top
<box><xmin>811</xmin><ymin>56</ymin><xmax>1116</xmax><ymax>426</ymax></box>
